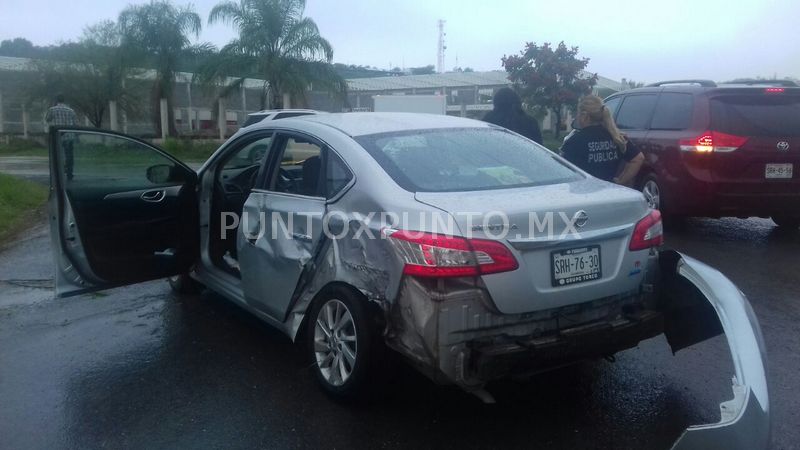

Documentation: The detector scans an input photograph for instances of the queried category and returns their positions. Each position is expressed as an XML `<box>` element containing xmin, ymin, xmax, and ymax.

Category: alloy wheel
<box><xmin>643</xmin><ymin>180</ymin><xmax>661</xmax><ymax>210</ymax></box>
<box><xmin>313</xmin><ymin>299</ymin><xmax>357</xmax><ymax>387</ymax></box>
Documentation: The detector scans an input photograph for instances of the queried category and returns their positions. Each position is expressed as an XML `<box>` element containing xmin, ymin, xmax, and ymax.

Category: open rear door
<box><xmin>49</xmin><ymin>128</ymin><xmax>199</xmax><ymax>297</ymax></box>
<box><xmin>659</xmin><ymin>250</ymin><xmax>770</xmax><ymax>450</ymax></box>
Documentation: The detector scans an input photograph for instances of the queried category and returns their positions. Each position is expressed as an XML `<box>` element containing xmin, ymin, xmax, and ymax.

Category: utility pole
<box><xmin>437</xmin><ymin>19</ymin><xmax>446</xmax><ymax>74</ymax></box>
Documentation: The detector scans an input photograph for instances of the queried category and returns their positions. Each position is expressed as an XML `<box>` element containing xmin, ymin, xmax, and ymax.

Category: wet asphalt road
<box><xmin>0</xmin><ymin>159</ymin><xmax>798</xmax><ymax>449</ymax></box>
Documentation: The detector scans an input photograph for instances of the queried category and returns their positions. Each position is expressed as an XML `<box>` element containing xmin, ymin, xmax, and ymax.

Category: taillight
<box><xmin>629</xmin><ymin>210</ymin><xmax>664</xmax><ymax>251</ymax></box>
<box><xmin>383</xmin><ymin>229</ymin><xmax>519</xmax><ymax>278</ymax></box>
<box><xmin>679</xmin><ymin>131</ymin><xmax>748</xmax><ymax>153</ymax></box>
<box><xmin>765</xmin><ymin>87</ymin><xmax>785</xmax><ymax>94</ymax></box>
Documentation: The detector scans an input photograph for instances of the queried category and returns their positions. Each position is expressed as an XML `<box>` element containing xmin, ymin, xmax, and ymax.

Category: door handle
<box><xmin>141</xmin><ymin>190</ymin><xmax>165</xmax><ymax>203</ymax></box>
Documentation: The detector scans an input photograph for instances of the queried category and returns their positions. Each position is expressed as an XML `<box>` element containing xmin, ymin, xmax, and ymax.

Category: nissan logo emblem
<box><xmin>777</xmin><ymin>141</ymin><xmax>790</xmax><ymax>151</ymax></box>
<box><xmin>573</xmin><ymin>210</ymin><xmax>589</xmax><ymax>228</ymax></box>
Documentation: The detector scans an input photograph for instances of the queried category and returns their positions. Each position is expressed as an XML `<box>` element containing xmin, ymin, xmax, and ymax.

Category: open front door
<box><xmin>49</xmin><ymin>128</ymin><xmax>199</xmax><ymax>297</ymax></box>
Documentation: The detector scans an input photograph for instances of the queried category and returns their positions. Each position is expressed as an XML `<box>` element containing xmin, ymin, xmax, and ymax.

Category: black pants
<box><xmin>63</xmin><ymin>139</ymin><xmax>74</xmax><ymax>181</ymax></box>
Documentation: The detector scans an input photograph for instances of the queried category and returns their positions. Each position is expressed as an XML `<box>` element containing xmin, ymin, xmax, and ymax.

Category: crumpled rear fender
<box><xmin>660</xmin><ymin>250</ymin><xmax>769</xmax><ymax>450</ymax></box>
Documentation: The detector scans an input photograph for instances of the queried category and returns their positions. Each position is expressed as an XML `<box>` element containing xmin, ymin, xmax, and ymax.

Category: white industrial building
<box><xmin>0</xmin><ymin>55</ymin><xmax>623</xmax><ymax>140</ymax></box>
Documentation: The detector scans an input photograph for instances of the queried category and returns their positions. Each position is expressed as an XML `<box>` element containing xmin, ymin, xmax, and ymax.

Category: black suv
<box><xmin>604</xmin><ymin>79</ymin><xmax>800</xmax><ymax>228</ymax></box>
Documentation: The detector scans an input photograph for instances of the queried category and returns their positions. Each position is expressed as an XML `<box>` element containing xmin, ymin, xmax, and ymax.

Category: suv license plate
<box><xmin>551</xmin><ymin>245</ymin><xmax>601</xmax><ymax>287</ymax></box>
<box><xmin>766</xmin><ymin>163</ymin><xmax>793</xmax><ymax>179</ymax></box>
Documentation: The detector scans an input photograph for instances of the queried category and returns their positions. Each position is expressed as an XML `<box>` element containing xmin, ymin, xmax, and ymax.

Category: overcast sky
<box><xmin>1</xmin><ymin>0</ymin><xmax>798</xmax><ymax>82</ymax></box>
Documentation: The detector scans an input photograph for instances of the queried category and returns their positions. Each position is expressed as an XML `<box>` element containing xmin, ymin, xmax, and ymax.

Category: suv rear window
<box><xmin>243</xmin><ymin>114</ymin><xmax>269</xmax><ymax>127</ymax></box>
<box><xmin>356</xmin><ymin>128</ymin><xmax>580</xmax><ymax>192</ymax></box>
<box><xmin>711</xmin><ymin>95</ymin><xmax>800</xmax><ymax>136</ymax></box>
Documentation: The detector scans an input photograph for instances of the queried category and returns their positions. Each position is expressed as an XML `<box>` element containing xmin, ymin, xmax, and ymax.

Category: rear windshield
<box><xmin>355</xmin><ymin>128</ymin><xmax>581</xmax><ymax>192</ymax></box>
<box><xmin>711</xmin><ymin>95</ymin><xmax>800</xmax><ymax>137</ymax></box>
<box><xmin>243</xmin><ymin>114</ymin><xmax>268</xmax><ymax>127</ymax></box>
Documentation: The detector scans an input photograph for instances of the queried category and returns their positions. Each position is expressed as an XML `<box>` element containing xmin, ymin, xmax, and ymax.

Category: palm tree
<box><xmin>205</xmin><ymin>0</ymin><xmax>346</xmax><ymax>109</ymax></box>
<box><xmin>119</xmin><ymin>1</ymin><xmax>203</xmax><ymax>136</ymax></box>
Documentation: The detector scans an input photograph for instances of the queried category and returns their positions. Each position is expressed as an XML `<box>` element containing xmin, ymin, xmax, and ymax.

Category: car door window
<box><xmin>65</xmin><ymin>132</ymin><xmax>182</xmax><ymax>189</ymax></box>
<box><xmin>616</xmin><ymin>95</ymin><xmax>658</xmax><ymax>130</ymax></box>
<box><xmin>270</xmin><ymin>136</ymin><xmax>324</xmax><ymax>197</ymax></box>
<box><xmin>603</xmin><ymin>96</ymin><xmax>623</xmax><ymax>119</ymax></box>
<box><xmin>650</xmin><ymin>93</ymin><xmax>694</xmax><ymax>130</ymax></box>
<box><xmin>217</xmin><ymin>134</ymin><xmax>274</xmax><ymax>191</ymax></box>
<box><xmin>326</xmin><ymin>152</ymin><xmax>353</xmax><ymax>198</ymax></box>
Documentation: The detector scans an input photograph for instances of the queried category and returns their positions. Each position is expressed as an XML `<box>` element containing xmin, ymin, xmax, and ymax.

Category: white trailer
<box><xmin>372</xmin><ymin>95</ymin><xmax>447</xmax><ymax>115</ymax></box>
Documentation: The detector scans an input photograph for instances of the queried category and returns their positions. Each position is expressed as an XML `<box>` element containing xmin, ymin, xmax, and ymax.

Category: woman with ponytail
<box><xmin>560</xmin><ymin>95</ymin><xmax>644</xmax><ymax>185</ymax></box>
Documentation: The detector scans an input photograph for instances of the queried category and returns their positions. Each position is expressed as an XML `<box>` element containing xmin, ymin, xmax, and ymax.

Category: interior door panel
<box><xmin>50</xmin><ymin>128</ymin><xmax>199</xmax><ymax>296</ymax></box>
<box><xmin>65</xmin><ymin>183</ymin><xmax>197</xmax><ymax>282</ymax></box>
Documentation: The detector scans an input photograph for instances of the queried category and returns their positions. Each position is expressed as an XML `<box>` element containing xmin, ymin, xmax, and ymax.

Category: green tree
<box><xmin>204</xmin><ymin>0</ymin><xmax>346</xmax><ymax>109</ymax></box>
<box><xmin>119</xmin><ymin>1</ymin><xmax>204</xmax><ymax>136</ymax></box>
<box><xmin>502</xmin><ymin>41</ymin><xmax>597</xmax><ymax>138</ymax></box>
<box><xmin>27</xmin><ymin>21</ymin><xmax>141</xmax><ymax>128</ymax></box>
<box><xmin>0</xmin><ymin>38</ymin><xmax>35</xmax><ymax>57</ymax></box>
<box><xmin>409</xmin><ymin>65</ymin><xmax>436</xmax><ymax>75</ymax></box>
<box><xmin>624</xmin><ymin>79</ymin><xmax>645</xmax><ymax>89</ymax></box>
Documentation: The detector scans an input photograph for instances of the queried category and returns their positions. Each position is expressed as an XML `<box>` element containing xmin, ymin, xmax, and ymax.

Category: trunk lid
<box><xmin>415</xmin><ymin>178</ymin><xmax>651</xmax><ymax>314</ymax></box>
<box><xmin>710</xmin><ymin>92</ymin><xmax>800</xmax><ymax>193</ymax></box>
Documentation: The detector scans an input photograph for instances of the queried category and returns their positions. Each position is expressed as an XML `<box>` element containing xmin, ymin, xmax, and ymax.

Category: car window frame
<box><xmin>615</xmin><ymin>93</ymin><xmax>659</xmax><ymax>130</ymax></box>
<box><xmin>324</xmin><ymin>149</ymin><xmax>355</xmax><ymax>202</ymax></box>
<box><xmin>649</xmin><ymin>92</ymin><xmax>695</xmax><ymax>131</ymax></box>
<box><xmin>208</xmin><ymin>130</ymin><xmax>277</xmax><ymax>192</ymax></box>
<box><xmin>603</xmin><ymin>95</ymin><xmax>624</xmax><ymax>120</ymax></box>
<box><xmin>259</xmin><ymin>131</ymin><xmax>354</xmax><ymax>202</ymax></box>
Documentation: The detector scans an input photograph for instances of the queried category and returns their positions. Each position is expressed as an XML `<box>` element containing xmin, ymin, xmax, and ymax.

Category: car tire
<box><xmin>168</xmin><ymin>273</ymin><xmax>204</xmax><ymax>294</ymax></box>
<box><xmin>771</xmin><ymin>215</ymin><xmax>800</xmax><ymax>230</ymax></box>
<box><xmin>307</xmin><ymin>285</ymin><xmax>382</xmax><ymax>401</ymax></box>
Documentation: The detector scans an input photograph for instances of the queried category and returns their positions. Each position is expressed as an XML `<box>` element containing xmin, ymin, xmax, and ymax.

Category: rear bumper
<box><xmin>386</xmin><ymin>273</ymin><xmax>661</xmax><ymax>388</ymax></box>
<box><xmin>712</xmin><ymin>191</ymin><xmax>800</xmax><ymax>217</ymax></box>
<box><xmin>663</xmin><ymin>177</ymin><xmax>800</xmax><ymax>217</ymax></box>
<box><xmin>385</xmin><ymin>251</ymin><xmax>769</xmax><ymax>450</ymax></box>
<box><xmin>664</xmin><ymin>251</ymin><xmax>770</xmax><ymax>450</ymax></box>
<box><xmin>469</xmin><ymin>309</ymin><xmax>662</xmax><ymax>381</ymax></box>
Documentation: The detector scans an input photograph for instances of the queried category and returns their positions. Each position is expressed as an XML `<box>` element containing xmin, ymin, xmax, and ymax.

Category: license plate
<box><xmin>765</xmin><ymin>163</ymin><xmax>793</xmax><ymax>179</ymax></box>
<box><xmin>551</xmin><ymin>246</ymin><xmax>601</xmax><ymax>287</ymax></box>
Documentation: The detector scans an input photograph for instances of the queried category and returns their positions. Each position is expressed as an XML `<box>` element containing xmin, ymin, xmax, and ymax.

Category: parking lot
<box><xmin>1</xmin><ymin>213</ymin><xmax>797</xmax><ymax>449</ymax></box>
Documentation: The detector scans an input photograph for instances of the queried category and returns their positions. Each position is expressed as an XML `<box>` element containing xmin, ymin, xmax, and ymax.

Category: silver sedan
<box><xmin>48</xmin><ymin>113</ymin><xmax>769</xmax><ymax>449</ymax></box>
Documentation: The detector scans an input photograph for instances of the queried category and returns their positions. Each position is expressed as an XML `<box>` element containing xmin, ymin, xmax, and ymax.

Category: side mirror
<box><xmin>146</xmin><ymin>164</ymin><xmax>173</xmax><ymax>184</ymax></box>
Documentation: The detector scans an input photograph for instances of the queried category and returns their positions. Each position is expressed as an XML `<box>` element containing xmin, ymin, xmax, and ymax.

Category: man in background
<box><xmin>482</xmin><ymin>87</ymin><xmax>543</xmax><ymax>145</ymax></box>
<box><xmin>44</xmin><ymin>94</ymin><xmax>78</xmax><ymax>180</ymax></box>
<box><xmin>44</xmin><ymin>94</ymin><xmax>78</xmax><ymax>129</ymax></box>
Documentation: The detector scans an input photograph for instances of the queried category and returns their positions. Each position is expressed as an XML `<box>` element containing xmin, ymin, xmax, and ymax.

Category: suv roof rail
<box><xmin>719</xmin><ymin>79</ymin><xmax>799</xmax><ymax>87</ymax></box>
<box><xmin>646</xmin><ymin>79</ymin><xmax>717</xmax><ymax>87</ymax></box>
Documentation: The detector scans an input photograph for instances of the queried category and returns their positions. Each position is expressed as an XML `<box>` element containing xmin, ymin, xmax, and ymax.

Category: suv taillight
<box><xmin>679</xmin><ymin>131</ymin><xmax>749</xmax><ymax>153</ymax></box>
<box><xmin>383</xmin><ymin>229</ymin><xmax>518</xmax><ymax>278</ymax></box>
<box><xmin>629</xmin><ymin>210</ymin><xmax>664</xmax><ymax>251</ymax></box>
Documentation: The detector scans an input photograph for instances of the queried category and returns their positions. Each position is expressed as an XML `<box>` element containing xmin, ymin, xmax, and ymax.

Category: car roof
<box><xmin>292</xmin><ymin>112</ymin><xmax>491</xmax><ymax>137</ymax></box>
<box><xmin>609</xmin><ymin>80</ymin><xmax>800</xmax><ymax>98</ymax></box>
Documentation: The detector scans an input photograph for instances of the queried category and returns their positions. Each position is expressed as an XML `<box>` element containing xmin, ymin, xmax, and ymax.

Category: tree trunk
<box><xmin>151</xmin><ymin>84</ymin><xmax>162</xmax><ymax>137</ymax></box>
<box><xmin>152</xmin><ymin>75</ymin><xmax>178</xmax><ymax>137</ymax></box>
<box><xmin>553</xmin><ymin>108</ymin><xmax>563</xmax><ymax>139</ymax></box>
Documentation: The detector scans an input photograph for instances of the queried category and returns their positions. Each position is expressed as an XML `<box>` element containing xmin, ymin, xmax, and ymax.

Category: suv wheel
<box><xmin>168</xmin><ymin>273</ymin><xmax>203</xmax><ymax>294</ymax></box>
<box><xmin>771</xmin><ymin>215</ymin><xmax>800</xmax><ymax>229</ymax></box>
<box><xmin>307</xmin><ymin>286</ymin><xmax>379</xmax><ymax>400</ymax></box>
<box><xmin>640</xmin><ymin>175</ymin><xmax>662</xmax><ymax>211</ymax></box>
